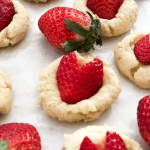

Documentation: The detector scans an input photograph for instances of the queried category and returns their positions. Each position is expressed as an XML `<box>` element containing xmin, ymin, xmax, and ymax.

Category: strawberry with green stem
<box><xmin>0</xmin><ymin>123</ymin><xmax>41</xmax><ymax>150</ymax></box>
<box><xmin>38</xmin><ymin>7</ymin><xmax>102</xmax><ymax>53</ymax></box>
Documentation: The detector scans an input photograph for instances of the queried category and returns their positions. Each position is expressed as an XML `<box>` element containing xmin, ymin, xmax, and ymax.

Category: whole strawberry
<box><xmin>38</xmin><ymin>7</ymin><xmax>102</xmax><ymax>53</ymax></box>
<box><xmin>57</xmin><ymin>52</ymin><xmax>103</xmax><ymax>104</ymax></box>
<box><xmin>0</xmin><ymin>0</ymin><xmax>15</xmax><ymax>32</ymax></box>
<box><xmin>79</xmin><ymin>136</ymin><xmax>99</xmax><ymax>150</ymax></box>
<box><xmin>0</xmin><ymin>123</ymin><xmax>41</xmax><ymax>150</ymax></box>
<box><xmin>134</xmin><ymin>34</ymin><xmax>150</xmax><ymax>65</ymax></box>
<box><xmin>86</xmin><ymin>0</ymin><xmax>123</xmax><ymax>20</ymax></box>
<box><xmin>105</xmin><ymin>131</ymin><xmax>127</xmax><ymax>150</ymax></box>
<box><xmin>137</xmin><ymin>95</ymin><xmax>150</xmax><ymax>146</ymax></box>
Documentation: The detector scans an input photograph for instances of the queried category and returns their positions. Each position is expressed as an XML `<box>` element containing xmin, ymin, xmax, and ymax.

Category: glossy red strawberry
<box><xmin>0</xmin><ymin>123</ymin><xmax>41</xmax><ymax>150</ymax></box>
<box><xmin>134</xmin><ymin>34</ymin><xmax>150</xmax><ymax>65</ymax></box>
<box><xmin>0</xmin><ymin>0</ymin><xmax>15</xmax><ymax>32</ymax></box>
<box><xmin>105</xmin><ymin>131</ymin><xmax>127</xmax><ymax>150</ymax></box>
<box><xmin>86</xmin><ymin>0</ymin><xmax>123</xmax><ymax>20</ymax></box>
<box><xmin>137</xmin><ymin>95</ymin><xmax>150</xmax><ymax>146</ymax></box>
<box><xmin>38</xmin><ymin>7</ymin><xmax>102</xmax><ymax>52</ymax></box>
<box><xmin>57</xmin><ymin>52</ymin><xmax>103</xmax><ymax>104</ymax></box>
<box><xmin>79</xmin><ymin>136</ymin><xmax>99</xmax><ymax>150</ymax></box>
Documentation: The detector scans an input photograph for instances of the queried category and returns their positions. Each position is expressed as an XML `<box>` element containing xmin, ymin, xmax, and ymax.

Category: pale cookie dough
<box><xmin>0</xmin><ymin>0</ymin><xmax>30</xmax><ymax>48</ymax></box>
<box><xmin>0</xmin><ymin>69</ymin><xmax>12</xmax><ymax>114</ymax></box>
<box><xmin>73</xmin><ymin>0</ymin><xmax>138</xmax><ymax>37</ymax></box>
<box><xmin>114</xmin><ymin>30</ymin><xmax>150</xmax><ymax>89</ymax></box>
<box><xmin>63</xmin><ymin>125</ymin><xmax>142</xmax><ymax>150</ymax></box>
<box><xmin>38</xmin><ymin>52</ymin><xmax>121</xmax><ymax>122</ymax></box>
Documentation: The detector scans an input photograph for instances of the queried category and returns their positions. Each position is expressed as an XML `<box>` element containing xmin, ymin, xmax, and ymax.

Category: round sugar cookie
<box><xmin>114</xmin><ymin>30</ymin><xmax>150</xmax><ymax>89</ymax></box>
<box><xmin>38</xmin><ymin>51</ymin><xmax>121</xmax><ymax>122</ymax></box>
<box><xmin>0</xmin><ymin>0</ymin><xmax>30</xmax><ymax>48</ymax></box>
<box><xmin>0</xmin><ymin>69</ymin><xmax>12</xmax><ymax>114</ymax></box>
<box><xmin>63</xmin><ymin>125</ymin><xmax>142</xmax><ymax>150</ymax></box>
<box><xmin>73</xmin><ymin>0</ymin><xmax>138</xmax><ymax>37</ymax></box>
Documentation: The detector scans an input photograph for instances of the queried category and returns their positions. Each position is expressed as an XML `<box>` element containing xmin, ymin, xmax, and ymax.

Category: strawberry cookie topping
<box><xmin>0</xmin><ymin>123</ymin><xmax>41</xmax><ymax>150</ymax></box>
<box><xmin>137</xmin><ymin>95</ymin><xmax>150</xmax><ymax>146</ymax></box>
<box><xmin>79</xmin><ymin>131</ymin><xmax>127</xmax><ymax>150</ymax></box>
<box><xmin>86</xmin><ymin>0</ymin><xmax>123</xmax><ymax>20</ymax></box>
<box><xmin>0</xmin><ymin>0</ymin><xmax>15</xmax><ymax>32</ymax></box>
<box><xmin>38</xmin><ymin>7</ymin><xmax>102</xmax><ymax>52</ymax></box>
<box><xmin>105</xmin><ymin>131</ymin><xmax>127</xmax><ymax>150</ymax></box>
<box><xmin>134</xmin><ymin>34</ymin><xmax>150</xmax><ymax>65</ymax></box>
<box><xmin>79</xmin><ymin>136</ymin><xmax>99</xmax><ymax>150</ymax></box>
<box><xmin>57</xmin><ymin>52</ymin><xmax>103</xmax><ymax>104</ymax></box>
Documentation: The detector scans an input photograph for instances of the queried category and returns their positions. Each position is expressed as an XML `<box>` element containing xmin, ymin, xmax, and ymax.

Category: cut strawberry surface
<box><xmin>0</xmin><ymin>0</ymin><xmax>15</xmax><ymax>32</ymax></box>
<box><xmin>134</xmin><ymin>34</ymin><xmax>150</xmax><ymax>65</ymax></box>
<box><xmin>0</xmin><ymin>123</ymin><xmax>41</xmax><ymax>150</ymax></box>
<box><xmin>38</xmin><ymin>7</ymin><xmax>102</xmax><ymax>52</ymax></box>
<box><xmin>57</xmin><ymin>52</ymin><xmax>103</xmax><ymax>104</ymax></box>
<box><xmin>86</xmin><ymin>0</ymin><xmax>123</xmax><ymax>20</ymax></box>
<box><xmin>105</xmin><ymin>131</ymin><xmax>127</xmax><ymax>150</ymax></box>
<box><xmin>137</xmin><ymin>95</ymin><xmax>150</xmax><ymax>146</ymax></box>
<box><xmin>79</xmin><ymin>136</ymin><xmax>99</xmax><ymax>150</ymax></box>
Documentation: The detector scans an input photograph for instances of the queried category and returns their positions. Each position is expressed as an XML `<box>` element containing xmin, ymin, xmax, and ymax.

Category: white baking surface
<box><xmin>0</xmin><ymin>0</ymin><xmax>149</xmax><ymax>149</ymax></box>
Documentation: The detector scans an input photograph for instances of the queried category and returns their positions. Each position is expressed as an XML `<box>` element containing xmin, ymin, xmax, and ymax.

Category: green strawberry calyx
<box><xmin>0</xmin><ymin>140</ymin><xmax>8</xmax><ymax>150</ymax></box>
<box><xmin>62</xmin><ymin>11</ymin><xmax>102</xmax><ymax>53</ymax></box>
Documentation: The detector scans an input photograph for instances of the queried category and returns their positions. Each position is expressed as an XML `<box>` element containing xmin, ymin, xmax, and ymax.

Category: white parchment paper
<box><xmin>0</xmin><ymin>0</ymin><xmax>150</xmax><ymax>149</ymax></box>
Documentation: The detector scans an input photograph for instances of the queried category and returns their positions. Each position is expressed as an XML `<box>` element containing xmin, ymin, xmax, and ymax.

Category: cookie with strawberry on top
<box><xmin>63</xmin><ymin>125</ymin><xmax>142</xmax><ymax>150</ymax></box>
<box><xmin>0</xmin><ymin>0</ymin><xmax>30</xmax><ymax>48</ymax></box>
<box><xmin>73</xmin><ymin>0</ymin><xmax>138</xmax><ymax>37</ymax></box>
<box><xmin>114</xmin><ymin>30</ymin><xmax>150</xmax><ymax>89</ymax></box>
<box><xmin>38</xmin><ymin>51</ymin><xmax>121</xmax><ymax>122</ymax></box>
<box><xmin>0</xmin><ymin>69</ymin><xmax>12</xmax><ymax>114</ymax></box>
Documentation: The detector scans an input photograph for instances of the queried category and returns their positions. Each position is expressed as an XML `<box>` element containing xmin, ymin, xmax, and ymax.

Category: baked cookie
<box><xmin>0</xmin><ymin>0</ymin><xmax>30</xmax><ymax>48</ymax></box>
<box><xmin>38</xmin><ymin>51</ymin><xmax>121</xmax><ymax>122</ymax></box>
<box><xmin>73</xmin><ymin>0</ymin><xmax>138</xmax><ymax>37</ymax></box>
<box><xmin>114</xmin><ymin>30</ymin><xmax>150</xmax><ymax>89</ymax></box>
<box><xmin>0</xmin><ymin>69</ymin><xmax>12</xmax><ymax>114</ymax></box>
<box><xmin>63</xmin><ymin>125</ymin><xmax>142</xmax><ymax>150</ymax></box>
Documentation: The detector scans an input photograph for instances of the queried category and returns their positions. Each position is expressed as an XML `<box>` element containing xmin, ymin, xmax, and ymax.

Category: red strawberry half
<box><xmin>57</xmin><ymin>52</ymin><xmax>103</xmax><ymax>104</ymax></box>
<box><xmin>0</xmin><ymin>0</ymin><xmax>15</xmax><ymax>32</ymax></box>
<box><xmin>86</xmin><ymin>0</ymin><xmax>123</xmax><ymax>20</ymax></box>
<box><xmin>137</xmin><ymin>95</ymin><xmax>150</xmax><ymax>146</ymax></box>
<box><xmin>0</xmin><ymin>123</ymin><xmax>41</xmax><ymax>150</ymax></box>
<box><xmin>105</xmin><ymin>131</ymin><xmax>127</xmax><ymax>150</ymax></box>
<box><xmin>38</xmin><ymin>7</ymin><xmax>102</xmax><ymax>53</ymax></box>
<box><xmin>79</xmin><ymin>136</ymin><xmax>99</xmax><ymax>150</ymax></box>
<box><xmin>134</xmin><ymin>34</ymin><xmax>150</xmax><ymax>65</ymax></box>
